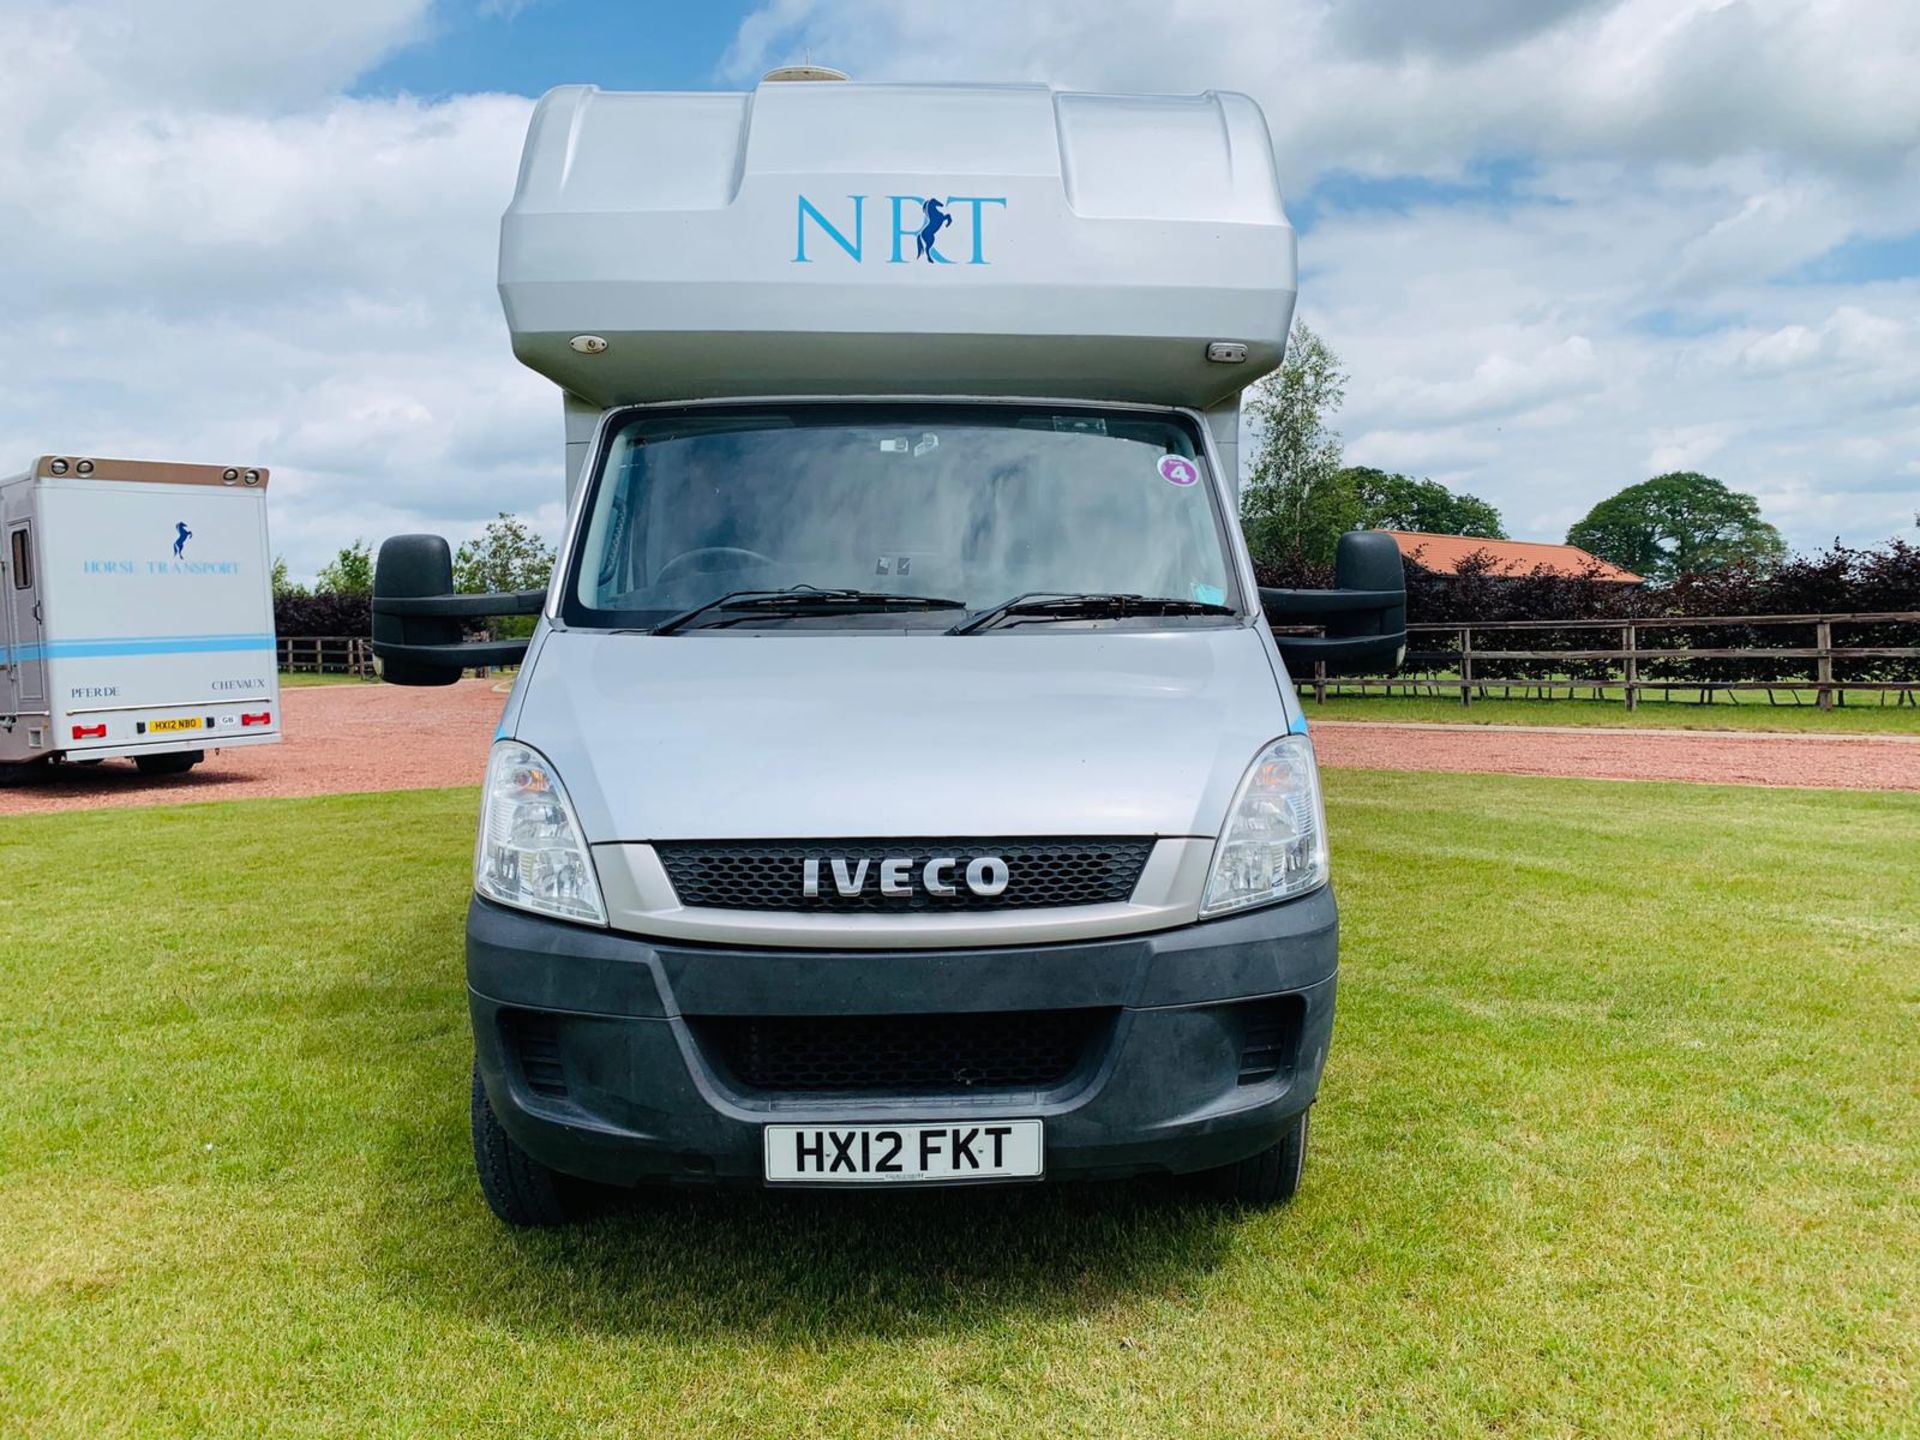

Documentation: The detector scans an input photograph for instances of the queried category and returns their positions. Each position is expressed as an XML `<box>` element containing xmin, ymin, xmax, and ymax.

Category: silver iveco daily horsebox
<box><xmin>372</xmin><ymin>75</ymin><xmax>1406</xmax><ymax>1224</ymax></box>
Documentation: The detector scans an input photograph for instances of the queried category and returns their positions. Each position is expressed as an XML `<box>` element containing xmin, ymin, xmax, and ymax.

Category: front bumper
<box><xmin>468</xmin><ymin>888</ymin><xmax>1338</xmax><ymax>1188</ymax></box>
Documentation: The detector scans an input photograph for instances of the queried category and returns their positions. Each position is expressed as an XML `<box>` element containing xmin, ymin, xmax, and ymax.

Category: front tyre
<box><xmin>471</xmin><ymin>1060</ymin><xmax>604</xmax><ymax>1227</ymax></box>
<box><xmin>1199</xmin><ymin>1109</ymin><xmax>1310</xmax><ymax>1206</ymax></box>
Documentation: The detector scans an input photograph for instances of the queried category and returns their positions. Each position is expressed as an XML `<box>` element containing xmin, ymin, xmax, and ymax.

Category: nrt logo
<box><xmin>172</xmin><ymin>521</ymin><xmax>193</xmax><ymax>558</ymax></box>
<box><xmin>793</xmin><ymin>194</ymin><xmax>1008</xmax><ymax>266</ymax></box>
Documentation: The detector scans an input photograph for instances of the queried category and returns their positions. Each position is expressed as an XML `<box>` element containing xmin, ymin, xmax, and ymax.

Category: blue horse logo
<box><xmin>915</xmin><ymin>198</ymin><xmax>952</xmax><ymax>262</ymax></box>
<box><xmin>173</xmin><ymin>522</ymin><xmax>192</xmax><ymax>558</ymax></box>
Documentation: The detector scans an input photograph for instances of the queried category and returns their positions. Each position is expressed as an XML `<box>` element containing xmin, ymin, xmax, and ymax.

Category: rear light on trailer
<box><xmin>240</xmin><ymin>712</ymin><xmax>272</xmax><ymax>727</ymax></box>
<box><xmin>72</xmin><ymin>724</ymin><xmax>106</xmax><ymax>740</ymax></box>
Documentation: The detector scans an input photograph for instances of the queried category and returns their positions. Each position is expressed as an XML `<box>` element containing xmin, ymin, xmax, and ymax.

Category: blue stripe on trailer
<box><xmin>0</xmin><ymin>633</ymin><xmax>277</xmax><ymax>662</ymax></box>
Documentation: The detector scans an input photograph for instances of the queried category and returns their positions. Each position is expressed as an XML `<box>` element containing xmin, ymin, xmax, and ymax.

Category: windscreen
<box><xmin>565</xmin><ymin>404</ymin><xmax>1240</xmax><ymax>630</ymax></box>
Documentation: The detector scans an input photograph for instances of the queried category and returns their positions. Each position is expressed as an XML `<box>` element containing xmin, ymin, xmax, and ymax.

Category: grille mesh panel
<box><xmin>656</xmin><ymin>838</ymin><xmax>1153</xmax><ymax>913</ymax></box>
<box><xmin>693</xmin><ymin>1009</ymin><xmax>1111</xmax><ymax>1094</ymax></box>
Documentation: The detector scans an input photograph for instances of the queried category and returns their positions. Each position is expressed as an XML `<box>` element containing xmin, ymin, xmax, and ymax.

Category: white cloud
<box><xmin>1325</xmin><ymin>0</ymin><xmax>1614</xmax><ymax>63</ymax></box>
<box><xmin>1644</xmin><ymin>424</ymin><xmax>1732</xmax><ymax>475</ymax></box>
<box><xmin>723</xmin><ymin>0</ymin><xmax>1920</xmax><ymax>181</ymax></box>
<box><xmin>1367</xmin><ymin>337</ymin><xmax>1602</xmax><ymax>429</ymax></box>
<box><xmin>0</xmin><ymin>0</ymin><xmax>436</xmax><ymax>116</ymax></box>
<box><xmin>0</xmin><ymin>0</ymin><xmax>554</xmax><ymax>581</ymax></box>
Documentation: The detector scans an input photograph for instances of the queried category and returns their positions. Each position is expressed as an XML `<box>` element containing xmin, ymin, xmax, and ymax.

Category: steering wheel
<box><xmin>655</xmin><ymin>546</ymin><xmax>776</xmax><ymax>585</ymax></box>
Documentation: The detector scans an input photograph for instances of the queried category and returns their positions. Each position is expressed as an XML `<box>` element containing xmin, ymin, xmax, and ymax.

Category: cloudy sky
<box><xmin>2</xmin><ymin>0</ymin><xmax>1915</xmax><ymax>580</ymax></box>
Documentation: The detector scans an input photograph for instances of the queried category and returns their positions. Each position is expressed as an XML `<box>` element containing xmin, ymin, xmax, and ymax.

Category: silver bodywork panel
<box><xmin>515</xmin><ymin>623</ymin><xmax>1292</xmax><ymax>845</ymax></box>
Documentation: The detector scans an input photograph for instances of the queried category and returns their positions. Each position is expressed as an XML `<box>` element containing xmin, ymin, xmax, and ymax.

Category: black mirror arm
<box><xmin>371</xmin><ymin>637</ymin><xmax>531</xmax><ymax>668</ymax></box>
<box><xmin>1257</xmin><ymin>587</ymin><xmax>1403</xmax><ymax>620</ymax></box>
<box><xmin>371</xmin><ymin>589</ymin><xmax>545</xmax><ymax>620</ymax></box>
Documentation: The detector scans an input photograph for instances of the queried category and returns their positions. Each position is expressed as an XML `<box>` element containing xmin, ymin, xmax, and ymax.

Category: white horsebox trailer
<box><xmin>0</xmin><ymin>456</ymin><xmax>282</xmax><ymax>772</ymax></box>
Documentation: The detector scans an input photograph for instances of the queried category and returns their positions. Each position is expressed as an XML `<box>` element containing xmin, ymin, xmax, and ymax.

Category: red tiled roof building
<box><xmin>1379</xmin><ymin>530</ymin><xmax>1643</xmax><ymax>584</ymax></box>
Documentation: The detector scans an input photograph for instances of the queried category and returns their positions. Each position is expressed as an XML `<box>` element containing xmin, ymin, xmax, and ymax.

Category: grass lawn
<box><xmin>2</xmin><ymin>777</ymin><xmax>1916</xmax><ymax>1437</ymax></box>
<box><xmin>1299</xmin><ymin>690</ymin><xmax>1920</xmax><ymax>734</ymax></box>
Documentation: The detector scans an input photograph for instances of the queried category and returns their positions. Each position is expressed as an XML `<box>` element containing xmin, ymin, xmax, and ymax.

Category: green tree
<box><xmin>1240</xmin><ymin>320</ymin><xmax>1348</xmax><ymax>565</ymax></box>
<box><xmin>315</xmin><ymin>539</ymin><xmax>373</xmax><ymax>596</ymax></box>
<box><xmin>454</xmin><ymin>513</ymin><xmax>554</xmax><ymax>595</ymax></box>
<box><xmin>1340</xmin><ymin>467</ymin><xmax>1507</xmax><ymax>539</ymax></box>
<box><xmin>1566</xmin><ymin>473</ymin><xmax>1786</xmax><ymax>583</ymax></box>
<box><xmin>454</xmin><ymin>514</ymin><xmax>556</xmax><ymax>639</ymax></box>
<box><xmin>269</xmin><ymin>554</ymin><xmax>310</xmax><ymax>599</ymax></box>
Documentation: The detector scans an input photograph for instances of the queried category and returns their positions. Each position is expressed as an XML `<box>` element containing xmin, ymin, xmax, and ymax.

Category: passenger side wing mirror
<box><xmin>1259</xmin><ymin>530</ymin><xmax>1407</xmax><ymax>678</ymax></box>
<box><xmin>370</xmin><ymin>534</ymin><xmax>546</xmax><ymax>686</ymax></box>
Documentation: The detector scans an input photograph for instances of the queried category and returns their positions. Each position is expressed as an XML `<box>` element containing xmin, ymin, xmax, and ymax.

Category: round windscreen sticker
<box><xmin>1157</xmin><ymin>455</ymin><xmax>1199</xmax><ymax>487</ymax></box>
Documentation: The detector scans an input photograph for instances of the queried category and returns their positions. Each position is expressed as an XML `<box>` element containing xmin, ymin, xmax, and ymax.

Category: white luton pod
<box><xmin>374</xmin><ymin>78</ymin><xmax>1405</xmax><ymax>1224</ymax></box>
<box><xmin>498</xmin><ymin>82</ymin><xmax>1296</xmax><ymax>495</ymax></box>
<box><xmin>1</xmin><ymin>456</ymin><xmax>281</xmax><ymax>773</ymax></box>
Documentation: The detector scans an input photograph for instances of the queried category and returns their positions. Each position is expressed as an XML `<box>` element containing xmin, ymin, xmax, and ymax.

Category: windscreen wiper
<box><xmin>652</xmin><ymin>586</ymin><xmax>966</xmax><ymax>635</ymax></box>
<box><xmin>948</xmin><ymin>591</ymin><xmax>1235</xmax><ymax>635</ymax></box>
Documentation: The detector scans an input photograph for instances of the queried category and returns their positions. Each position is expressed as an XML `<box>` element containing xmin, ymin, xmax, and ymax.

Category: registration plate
<box><xmin>147</xmin><ymin>717</ymin><xmax>202</xmax><ymax>733</ymax></box>
<box><xmin>764</xmin><ymin>1120</ymin><xmax>1043</xmax><ymax>1184</ymax></box>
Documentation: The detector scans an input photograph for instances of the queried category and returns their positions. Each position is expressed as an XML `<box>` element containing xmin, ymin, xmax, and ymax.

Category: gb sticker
<box><xmin>1157</xmin><ymin>455</ymin><xmax>1199</xmax><ymax>487</ymax></box>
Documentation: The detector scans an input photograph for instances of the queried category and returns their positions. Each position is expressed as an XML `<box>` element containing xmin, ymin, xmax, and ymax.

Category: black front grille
<box><xmin>692</xmin><ymin>1009</ymin><xmax>1112</xmax><ymax>1095</ymax></box>
<box><xmin>656</xmin><ymin>838</ymin><xmax>1153</xmax><ymax>913</ymax></box>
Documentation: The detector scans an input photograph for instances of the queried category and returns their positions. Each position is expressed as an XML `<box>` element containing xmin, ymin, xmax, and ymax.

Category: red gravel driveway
<box><xmin>1</xmin><ymin>682</ymin><xmax>1914</xmax><ymax>816</ymax></box>
<box><xmin>0</xmin><ymin>681</ymin><xmax>507</xmax><ymax>816</ymax></box>
<box><xmin>1309</xmin><ymin>720</ymin><xmax>1919</xmax><ymax>792</ymax></box>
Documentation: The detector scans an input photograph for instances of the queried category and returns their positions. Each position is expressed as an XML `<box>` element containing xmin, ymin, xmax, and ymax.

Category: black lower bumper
<box><xmin>468</xmin><ymin>889</ymin><xmax>1338</xmax><ymax>1188</ymax></box>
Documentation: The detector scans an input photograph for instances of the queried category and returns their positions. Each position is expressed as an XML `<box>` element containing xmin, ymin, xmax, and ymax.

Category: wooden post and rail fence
<box><xmin>276</xmin><ymin>636</ymin><xmax>375</xmax><ymax>677</ymax></box>
<box><xmin>274</xmin><ymin>635</ymin><xmax>505</xmax><ymax>679</ymax></box>
<box><xmin>1300</xmin><ymin>611</ymin><xmax>1920</xmax><ymax>711</ymax></box>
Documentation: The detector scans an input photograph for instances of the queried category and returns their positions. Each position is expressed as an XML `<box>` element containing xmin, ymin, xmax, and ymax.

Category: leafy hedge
<box><xmin>1255</xmin><ymin>536</ymin><xmax>1920</xmax><ymax>688</ymax></box>
<box><xmin>273</xmin><ymin>591</ymin><xmax>372</xmax><ymax>639</ymax></box>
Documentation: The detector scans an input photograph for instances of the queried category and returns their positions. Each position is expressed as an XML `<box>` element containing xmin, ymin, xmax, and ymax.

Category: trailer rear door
<box><xmin>4</xmin><ymin>519</ymin><xmax>45</xmax><ymax>710</ymax></box>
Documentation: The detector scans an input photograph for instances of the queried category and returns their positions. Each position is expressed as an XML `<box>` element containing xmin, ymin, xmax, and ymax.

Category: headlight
<box><xmin>1200</xmin><ymin>735</ymin><xmax>1329</xmax><ymax>917</ymax></box>
<box><xmin>475</xmin><ymin>741</ymin><xmax>607</xmax><ymax>925</ymax></box>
